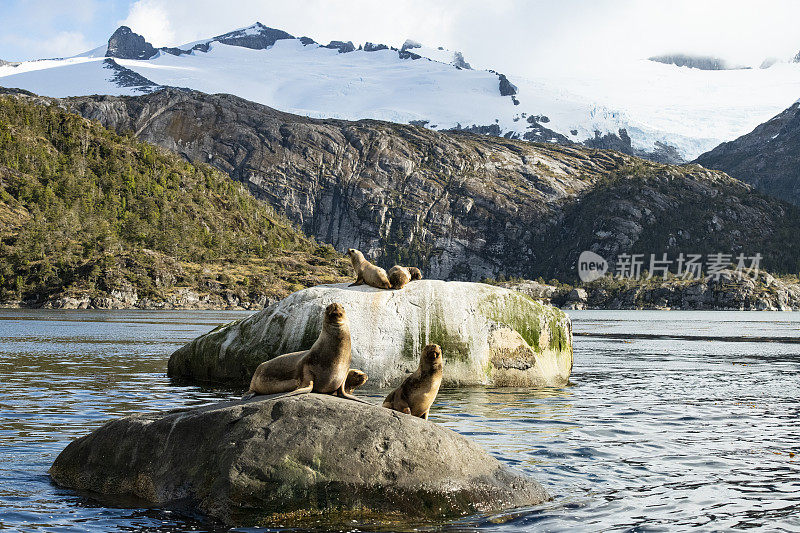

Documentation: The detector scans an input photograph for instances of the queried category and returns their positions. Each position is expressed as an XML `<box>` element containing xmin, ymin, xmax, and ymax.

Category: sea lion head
<box><xmin>345</xmin><ymin>369</ymin><xmax>368</xmax><ymax>390</ymax></box>
<box><xmin>347</xmin><ymin>248</ymin><xmax>364</xmax><ymax>263</ymax></box>
<box><xmin>408</xmin><ymin>267</ymin><xmax>423</xmax><ymax>281</ymax></box>
<box><xmin>324</xmin><ymin>302</ymin><xmax>348</xmax><ymax>328</ymax></box>
<box><xmin>421</xmin><ymin>343</ymin><xmax>443</xmax><ymax>373</ymax></box>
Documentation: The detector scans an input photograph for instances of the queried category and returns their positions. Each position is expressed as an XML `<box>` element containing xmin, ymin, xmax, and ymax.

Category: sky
<box><xmin>2</xmin><ymin>0</ymin><xmax>800</xmax><ymax>75</ymax></box>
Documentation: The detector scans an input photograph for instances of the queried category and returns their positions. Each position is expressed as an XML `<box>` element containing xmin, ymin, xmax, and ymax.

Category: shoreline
<box><xmin>4</xmin><ymin>268</ymin><xmax>800</xmax><ymax>313</ymax></box>
<box><xmin>3</xmin><ymin>301</ymin><xmax>799</xmax><ymax>312</ymax></box>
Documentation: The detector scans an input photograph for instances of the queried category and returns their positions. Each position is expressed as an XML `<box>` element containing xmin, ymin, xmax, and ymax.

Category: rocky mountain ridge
<box><xmin>41</xmin><ymin>88</ymin><xmax>800</xmax><ymax>282</ymax></box>
<box><xmin>694</xmin><ymin>101</ymin><xmax>800</xmax><ymax>206</ymax></box>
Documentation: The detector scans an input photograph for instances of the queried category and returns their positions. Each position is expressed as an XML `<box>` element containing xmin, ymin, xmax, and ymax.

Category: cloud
<box><xmin>0</xmin><ymin>30</ymin><xmax>93</xmax><ymax>59</ymax></box>
<box><xmin>5</xmin><ymin>0</ymin><xmax>800</xmax><ymax>71</ymax></box>
<box><xmin>110</xmin><ymin>0</ymin><xmax>800</xmax><ymax>77</ymax></box>
<box><xmin>118</xmin><ymin>0</ymin><xmax>177</xmax><ymax>47</ymax></box>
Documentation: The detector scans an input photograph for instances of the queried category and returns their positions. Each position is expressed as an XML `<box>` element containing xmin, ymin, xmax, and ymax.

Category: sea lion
<box><xmin>388</xmin><ymin>265</ymin><xmax>411</xmax><ymax>290</ymax></box>
<box><xmin>388</xmin><ymin>265</ymin><xmax>424</xmax><ymax>289</ymax></box>
<box><xmin>344</xmin><ymin>369</ymin><xmax>368</xmax><ymax>395</ymax></box>
<box><xmin>382</xmin><ymin>344</ymin><xmax>443</xmax><ymax>419</ymax></box>
<box><xmin>347</xmin><ymin>248</ymin><xmax>391</xmax><ymax>289</ymax></box>
<box><xmin>245</xmin><ymin>302</ymin><xmax>359</xmax><ymax>400</ymax></box>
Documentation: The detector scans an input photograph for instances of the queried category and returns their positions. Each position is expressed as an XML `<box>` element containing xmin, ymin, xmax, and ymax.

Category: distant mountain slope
<box><xmin>55</xmin><ymin>88</ymin><xmax>800</xmax><ymax>280</ymax></box>
<box><xmin>5</xmin><ymin>23</ymin><xmax>800</xmax><ymax>162</ymax></box>
<box><xmin>0</xmin><ymin>93</ymin><xmax>348</xmax><ymax>307</ymax></box>
<box><xmin>694</xmin><ymin>101</ymin><xmax>800</xmax><ymax>205</ymax></box>
<box><xmin>648</xmin><ymin>54</ymin><xmax>747</xmax><ymax>70</ymax></box>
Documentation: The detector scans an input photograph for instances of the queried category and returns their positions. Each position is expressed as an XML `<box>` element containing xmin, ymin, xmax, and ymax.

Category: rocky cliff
<box><xmin>694</xmin><ymin>101</ymin><xmax>800</xmax><ymax>206</ymax></box>
<box><xmin>52</xmin><ymin>89</ymin><xmax>800</xmax><ymax>281</ymax></box>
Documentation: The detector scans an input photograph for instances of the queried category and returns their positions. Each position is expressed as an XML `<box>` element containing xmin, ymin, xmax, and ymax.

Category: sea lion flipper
<box><xmin>242</xmin><ymin>391</ymin><xmax>256</xmax><ymax>400</ymax></box>
<box><xmin>334</xmin><ymin>383</ymin><xmax>366</xmax><ymax>404</ymax></box>
<box><xmin>253</xmin><ymin>382</ymin><xmax>314</xmax><ymax>403</ymax></box>
<box><xmin>392</xmin><ymin>394</ymin><xmax>411</xmax><ymax>415</ymax></box>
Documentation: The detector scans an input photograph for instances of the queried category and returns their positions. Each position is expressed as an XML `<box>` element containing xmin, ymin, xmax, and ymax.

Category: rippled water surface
<box><xmin>1</xmin><ymin>309</ymin><xmax>799</xmax><ymax>531</ymax></box>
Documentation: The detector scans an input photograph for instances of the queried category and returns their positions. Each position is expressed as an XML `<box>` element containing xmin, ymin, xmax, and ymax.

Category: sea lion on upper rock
<box><xmin>344</xmin><ymin>369</ymin><xmax>368</xmax><ymax>395</ymax></box>
<box><xmin>388</xmin><ymin>265</ymin><xmax>411</xmax><ymax>290</ymax></box>
<box><xmin>388</xmin><ymin>265</ymin><xmax>424</xmax><ymax>289</ymax></box>
<box><xmin>245</xmin><ymin>303</ymin><xmax>359</xmax><ymax>401</ymax></box>
<box><xmin>347</xmin><ymin>249</ymin><xmax>391</xmax><ymax>289</ymax></box>
<box><xmin>382</xmin><ymin>344</ymin><xmax>443</xmax><ymax>419</ymax></box>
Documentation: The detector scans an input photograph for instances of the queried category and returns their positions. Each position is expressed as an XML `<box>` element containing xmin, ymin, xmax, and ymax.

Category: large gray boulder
<box><xmin>50</xmin><ymin>394</ymin><xmax>549</xmax><ymax>527</ymax></box>
<box><xmin>168</xmin><ymin>280</ymin><xmax>573</xmax><ymax>387</ymax></box>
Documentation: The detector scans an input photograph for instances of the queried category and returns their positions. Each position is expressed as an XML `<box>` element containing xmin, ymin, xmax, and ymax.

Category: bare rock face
<box><xmin>325</xmin><ymin>40</ymin><xmax>356</xmax><ymax>53</ymax></box>
<box><xmin>212</xmin><ymin>23</ymin><xmax>294</xmax><ymax>50</ymax></box>
<box><xmin>168</xmin><ymin>280</ymin><xmax>573</xmax><ymax>387</ymax></box>
<box><xmin>60</xmin><ymin>89</ymin><xmax>624</xmax><ymax>280</ymax></box>
<box><xmin>50</xmin><ymin>394</ymin><xmax>549</xmax><ymax>527</ymax></box>
<box><xmin>105</xmin><ymin>26</ymin><xmax>156</xmax><ymax>60</ymax></box>
<box><xmin>60</xmin><ymin>89</ymin><xmax>800</xmax><ymax>280</ymax></box>
<box><xmin>695</xmin><ymin>101</ymin><xmax>800</xmax><ymax>206</ymax></box>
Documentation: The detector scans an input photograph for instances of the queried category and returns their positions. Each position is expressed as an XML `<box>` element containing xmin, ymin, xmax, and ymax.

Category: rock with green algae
<box><xmin>168</xmin><ymin>280</ymin><xmax>573</xmax><ymax>387</ymax></box>
<box><xmin>49</xmin><ymin>394</ymin><xmax>549</xmax><ymax>527</ymax></box>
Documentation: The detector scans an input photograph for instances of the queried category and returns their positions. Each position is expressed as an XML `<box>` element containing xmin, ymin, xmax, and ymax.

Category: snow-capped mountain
<box><xmin>2</xmin><ymin>22</ymin><xmax>800</xmax><ymax>161</ymax></box>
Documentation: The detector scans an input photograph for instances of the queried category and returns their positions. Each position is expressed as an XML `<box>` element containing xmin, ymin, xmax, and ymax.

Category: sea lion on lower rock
<box><xmin>388</xmin><ymin>265</ymin><xmax>424</xmax><ymax>289</ymax></box>
<box><xmin>347</xmin><ymin>249</ymin><xmax>391</xmax><ymax>289</ymax></box>
<box><xmin>382</xmin><ymin>344</ymin><xmax>443</xmax><ymax>419</ymax></box>
<box><xmin>245</xmin><ymin>303</ymin><xmax>360</xmax><ymax>401</ymax></box>
<box><xmin>344</xmin><ymin>369</ymin><xmax>368</xmax><ymax>395</ymax></box>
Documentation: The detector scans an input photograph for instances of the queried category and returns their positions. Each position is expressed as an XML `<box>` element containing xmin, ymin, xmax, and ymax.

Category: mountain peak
<box><xmin>213</xmin><ymin>23</ymin><xmax>294</xmax><ymax>50</ymax></box>
<box><xmin>106</xmin><ymin>26</ymin><xmax>157</xmax><ymax>60</ymax></box>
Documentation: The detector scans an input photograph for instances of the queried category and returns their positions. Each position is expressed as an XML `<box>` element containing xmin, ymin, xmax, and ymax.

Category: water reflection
<box><xmin>0</xmin><ymin>309</ymin><xmax>799</xmax><ymax>531</ymax></box>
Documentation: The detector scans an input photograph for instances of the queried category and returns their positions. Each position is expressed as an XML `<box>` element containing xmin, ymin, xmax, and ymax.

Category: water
<box><xmin>1</xmin><ymin>309</ymin><xmax>799</xmax><ymax>531</ymax></box>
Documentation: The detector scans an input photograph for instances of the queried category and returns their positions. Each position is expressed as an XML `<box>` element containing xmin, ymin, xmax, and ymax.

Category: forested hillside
<box><xmin>0</xmin><ymin>95</ymin><xmax>349</xmax><ymax>308</ymax></box>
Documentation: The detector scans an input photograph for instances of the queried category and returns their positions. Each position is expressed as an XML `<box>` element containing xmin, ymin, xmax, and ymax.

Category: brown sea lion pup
<box><xmin>388</xmin><ymin>265</ymin><xmax>411</xmax><ymax>290</ymax></box>
<box><xmin>382</xmin><ymin>344</ymin><xmax>443</xmax><ymax>419</ymax></box>
<box><xmin>347</xmin><ymin>248</ymin><xmax>391</xmax><ymax>289</ymax></box>
<box><xmin>344</xmin><ymin>369</ymin><xmax>368</xmax><ymax>395</ymax></box>
<box><xmin>388</xmin><ymin>265</ymin><xmax>424</xmax><ymax>289</ymax></box>
<box><xmin>244</xmin><ymin>303</ymin><xmax>360</xmax><ymax>401</ymax></box>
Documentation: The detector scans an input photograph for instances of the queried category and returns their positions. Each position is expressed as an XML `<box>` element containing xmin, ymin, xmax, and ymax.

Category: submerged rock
<box><xmin>168</xmin><ymin>280</ymin><xmax>573</xmax><ymax>387</ymax></box>
<box><xmin>50</xmin><ymin>394</ymin><xmax>548</xmax><ymax>527</ymax></box>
